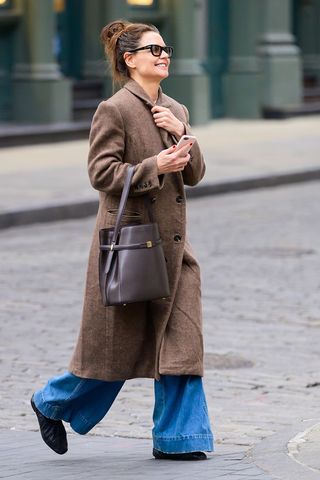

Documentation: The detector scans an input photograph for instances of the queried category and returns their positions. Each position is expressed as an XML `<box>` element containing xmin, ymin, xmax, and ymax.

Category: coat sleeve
<box><xmin>88</xmin><ymin>100</ymin><xmax>164</xmax><ymax>196</ymax></box>
<box><xmin>180</xmin><ymin>104</ymin><xmax>206</xmax><ymax>187</ymax></box>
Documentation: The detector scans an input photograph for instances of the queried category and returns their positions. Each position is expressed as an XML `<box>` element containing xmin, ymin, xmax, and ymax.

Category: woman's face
<box><xmin>125</xmin><ymin>31</ymin><xmax>171</xmax><ymax>82</ymax></box>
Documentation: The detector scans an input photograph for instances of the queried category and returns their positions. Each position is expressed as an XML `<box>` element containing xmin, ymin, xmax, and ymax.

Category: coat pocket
<box><xmin>106</xmin><ymin>209</ymin><xmax>142</xmax><ymax>226</ymax></box>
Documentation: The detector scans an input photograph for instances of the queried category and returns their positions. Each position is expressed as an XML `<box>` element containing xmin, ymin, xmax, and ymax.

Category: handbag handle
<box><xmin>103</xmin><ymin>165</ymin><xmax>134</xmax><ymax>276</ymax></box>
<box><xmin>104</xmin><ymin>165</ymin><xmax>156</xmax><ymax>276</ymax></box>
<box><xmin>110</xmin><ymin>165</ymin><xmax>135</xmax><ymax>250</ymax></box>
<box><xmin>110</xmin><ymin>165</ymin><xmax>156</xmax><ymax>249</ymax></box>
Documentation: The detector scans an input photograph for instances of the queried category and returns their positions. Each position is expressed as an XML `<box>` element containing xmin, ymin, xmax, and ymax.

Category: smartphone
<box><xmin>175</xmin><ymin>135</ymin><xmax>197</xmax><ymax>153</ymax></box>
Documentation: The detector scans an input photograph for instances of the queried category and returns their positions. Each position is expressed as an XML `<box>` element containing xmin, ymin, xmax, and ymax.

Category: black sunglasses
<box><xmin>128</xmin><ymin>44</ymin><xmax>174</xmax><ymax>58</ymax></box>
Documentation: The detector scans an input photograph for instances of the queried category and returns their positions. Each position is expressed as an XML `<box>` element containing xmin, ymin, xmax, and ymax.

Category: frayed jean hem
<box><xmin>33</xmin><ymin>390</ymin><xmax>93</xmax><ymax>435</ymax></box>
<box><xmin>33</xmin><ymin>390</ymin><xmax>64</xmax><ymax>420</ymax></box>
<box><xmin>153</xmin><ymin>434</ymin><xmax>214</xmax><ymax>454</ymax></box>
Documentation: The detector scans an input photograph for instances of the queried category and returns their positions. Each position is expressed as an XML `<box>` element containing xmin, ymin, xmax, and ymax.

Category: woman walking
<box><xmin>31</xmin><ymin>20</ymin><xmax>214</xmax><ymax>460</ymax></box>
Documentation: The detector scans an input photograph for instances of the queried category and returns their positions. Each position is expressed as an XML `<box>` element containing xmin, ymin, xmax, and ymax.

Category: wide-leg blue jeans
<box><xmin>33</xmin><ymin>372</ymin><xmax>214</xmax><ymax>454</ymax></box>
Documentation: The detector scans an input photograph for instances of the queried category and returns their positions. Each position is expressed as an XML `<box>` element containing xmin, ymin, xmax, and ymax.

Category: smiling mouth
<box><xmin>155</xmin><ymin>63</ymin><xmax>168</xmax><ymax>68</ymax></box>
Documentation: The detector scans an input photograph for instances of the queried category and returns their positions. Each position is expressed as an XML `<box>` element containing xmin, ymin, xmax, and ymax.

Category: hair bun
<box><xmin>100</xmin><ymin>19</ymin><xmax>159</xmax><ymax>86</ymax></box>
<box><xmin>100</xmin><ymin>20</ymin><xmax>129</xmax><ymax>45</ymax></box>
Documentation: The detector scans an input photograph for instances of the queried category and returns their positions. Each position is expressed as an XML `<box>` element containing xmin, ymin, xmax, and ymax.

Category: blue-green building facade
<box><xmin>0</xmin><ymin>0</ymin><xmax>319</xmax><ymax>125</ymax></box>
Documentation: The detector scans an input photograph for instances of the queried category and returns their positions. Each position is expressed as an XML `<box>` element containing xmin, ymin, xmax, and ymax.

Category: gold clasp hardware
<box><xmin>146</xmin><ymin>241</ymin><xmax>153</xmax><ymax>248</ymax></box>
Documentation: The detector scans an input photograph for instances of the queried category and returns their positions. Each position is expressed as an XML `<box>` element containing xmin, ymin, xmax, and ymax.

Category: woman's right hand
<box><xmin>156</xmin><ymin>144</ymin><xmax>191</xmax><ymax>174</ymax></box>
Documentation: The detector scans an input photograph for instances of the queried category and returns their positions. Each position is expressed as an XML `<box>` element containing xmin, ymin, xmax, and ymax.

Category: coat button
<box><xmin>174</xmin><ymin>234</ymin><xmax>182</xmax><ymax>242</ymax></box>
<box><xmin>176</xmin><ymin>195</ymin><xmax>183</xmax><ymax>203</ymax></box>
<box><xmin>151</xmin><ymin>196</ymin><xmax>157</xmax><ymax>203</ymax></box>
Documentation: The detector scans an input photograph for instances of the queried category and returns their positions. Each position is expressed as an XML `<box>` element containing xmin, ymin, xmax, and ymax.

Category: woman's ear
<box><xmin>123</xmin><ymin>52</ymin><xmax>136</xmax><ymax>70</ymax></box>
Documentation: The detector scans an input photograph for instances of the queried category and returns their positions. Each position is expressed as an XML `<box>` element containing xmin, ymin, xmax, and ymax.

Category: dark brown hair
<box><xmin>100</xmin><ymin>20</ymin><xmax>159</xmax><ymax>86</ymax></box>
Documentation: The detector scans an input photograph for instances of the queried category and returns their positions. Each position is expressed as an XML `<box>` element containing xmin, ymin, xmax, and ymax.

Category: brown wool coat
<box><xmin>69</xmin><ymin>79</ymin><xmax>206</xmax><ymax>381</ymax></box>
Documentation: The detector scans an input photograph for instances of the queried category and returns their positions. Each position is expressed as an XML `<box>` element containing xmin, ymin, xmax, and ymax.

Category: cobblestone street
<box><xmin>1</xmin><ymin>182</ymin><xmax>320</xmax><ymax>479</ymax></box>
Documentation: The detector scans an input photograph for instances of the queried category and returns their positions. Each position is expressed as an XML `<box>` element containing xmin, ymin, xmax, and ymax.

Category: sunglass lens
<box><xmin>151</xmin><ymin>45</ymin><xmax>162</xmax><ymax>56</ymax></box>
<box><xmin>164</xmin><ymin>46</ymin><xmax>173</xmax><ymax>57</ymax></box>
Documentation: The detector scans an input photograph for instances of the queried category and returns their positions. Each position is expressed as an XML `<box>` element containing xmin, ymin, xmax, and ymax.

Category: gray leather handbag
<box><xmin>99</xmin><ymin>165</ymin><xmax>170</xmax><ymax>306</ymax></box>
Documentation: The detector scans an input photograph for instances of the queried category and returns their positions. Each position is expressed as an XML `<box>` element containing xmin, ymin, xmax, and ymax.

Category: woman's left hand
<box><xmin>151</xmin><ymin>106</ymin><xmax>185</xmax><ymax>138</ymax></box>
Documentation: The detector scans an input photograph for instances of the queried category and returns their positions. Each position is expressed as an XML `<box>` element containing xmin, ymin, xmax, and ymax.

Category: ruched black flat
<box><xmin>153</xmin><ymin>448</ymin><xmax>207</xmax><ymax>460</ymax></box>
<box><xmin>31</xmin><ymin>395</ymin><xmax>68</xmax><ymax>455</ymax></box>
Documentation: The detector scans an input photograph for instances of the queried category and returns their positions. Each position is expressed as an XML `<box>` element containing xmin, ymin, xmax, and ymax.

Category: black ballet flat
<box><xmin>31</xmin><ymin>395</ymin><xmax>68</xmax><ymax>455</ymax></box>
<box><xmin>153</xmin><ymin>448</ymin><xmax>207</xmax><ymax>460</ymax></box>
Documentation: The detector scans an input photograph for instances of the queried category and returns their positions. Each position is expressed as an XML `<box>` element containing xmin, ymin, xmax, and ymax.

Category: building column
<box><xmin>57</xmin><ymin>0</ymin><xmax>84</xmax><ymax>80</ymax></box>
<box><xmin>206</xmin><ymin>0</ymin><xmax>229</xmax><ymax>118</ymax></box>
<box><xmin>0</xmin><ymin>3</ymin><xmax>20</xmax><ymax>121</ymax></box>
<box><xmin>100</xmin><ymin>0</ymin><xmax>128</xmax><ymax>97</ymax></box>
<box><xmin>313</xmin><ymin>0</ymin><xmax>320</xmax><ymax>84</ymax></box>
<box><xmin>82</xmin><ymin>0</ymin><xmax>106</xmax><ymax>79</ymax></box>
<box><xmin>296</xmin><ymin>0</ymin><xmax>320</xmax><ymax>85</ymax></box>
<box><xmin>82</xmin><ymin>0</ymin><xmax>128</xmax><ymax>81</ymax></box>
<box><xmin>12</xmin><ymin>0</ymin><xmax>71</xmax><ymax>123</ymax></box>
<box><xmin>258</xmin><ymin>0</ymin><xmax>302</xmax><ymax>110</ymax></box>
<box><xmin>0</xmin><ymin>29</ymin><xmax>13</xmax><ymax>121</ymax></box>
<box><xmin>164</xmin><ymin>0</ymin><xmax>210</xmax><ymax>124</ymax></box>
<box><xmin>223</xmin><ymin>0</ymin><xmax>261</xmax><ymax>118</ymax></box>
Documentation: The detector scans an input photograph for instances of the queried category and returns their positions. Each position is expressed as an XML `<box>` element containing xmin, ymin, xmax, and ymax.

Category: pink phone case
<box><xmin>175</xmin><ymin>135</ymin><xmax>197</xmax><ymax>152</ymax></box>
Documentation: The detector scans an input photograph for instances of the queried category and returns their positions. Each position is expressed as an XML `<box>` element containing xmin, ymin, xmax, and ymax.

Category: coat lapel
<box><xmin>124</xmin><ymin>79</ymin><xmax>175</xmax><ymax>149</ymax></box>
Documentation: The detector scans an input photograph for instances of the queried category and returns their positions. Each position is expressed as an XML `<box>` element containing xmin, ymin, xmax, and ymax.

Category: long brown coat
<box><xmin>69</xmin><ymin>79</ymin><xmax>206</xmax><ymax>381</ymax></box>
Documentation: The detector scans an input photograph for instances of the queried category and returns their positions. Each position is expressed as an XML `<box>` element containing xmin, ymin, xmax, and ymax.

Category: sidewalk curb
<box><xmin>1</xmin><ymin>167</ymin><xmax>320</xmax><ymax>230</ymax></box>
<box><xmin>0</xmin><ymin>121</ymin><xmax>90</xmax><ymax>148</ymax></box>
<box><xmin>186</xmin><ymin>167</ymin><xmax>320</xmax><ymax>198</ymax></box>
<box><xmin>0</xmin><ymin>199</ymin><xmax>99</xmax><ymax>230</ymax></box>
<box><xmin>248</xmin><ymin>419</ymin><xmax>320</xmax><ymax>480</ymax></box>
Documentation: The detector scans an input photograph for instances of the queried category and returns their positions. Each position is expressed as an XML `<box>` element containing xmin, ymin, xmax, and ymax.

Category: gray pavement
<box><xmin>1</xmin><ymin>432</ymin><xmax>270</xmax><ymax>480</ymax></box>
<box><xmin>288</xmin><ymin>422</ymin><xmax>320</xmax><ymax>475</ymax></box>
<box><xmin>1</xmin><ymin>116</ymin><xmax>320</xmax><ymax>228</ymax></box>
<box><xmin>1</xmin><ymin>182</ymin><xmax>320</xmax><ymax>478</ymax></box>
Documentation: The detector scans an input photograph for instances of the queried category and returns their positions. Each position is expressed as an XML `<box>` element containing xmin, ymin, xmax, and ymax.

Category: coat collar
<box><xmin>124</xmin><ymin>79</ymin><xmax>172</xmax><ymax>109</ymax></box>
<box><xmin>123</xmin><ymin>79</ymin><xmax>175</xmax><ymax>150</ymax></box>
